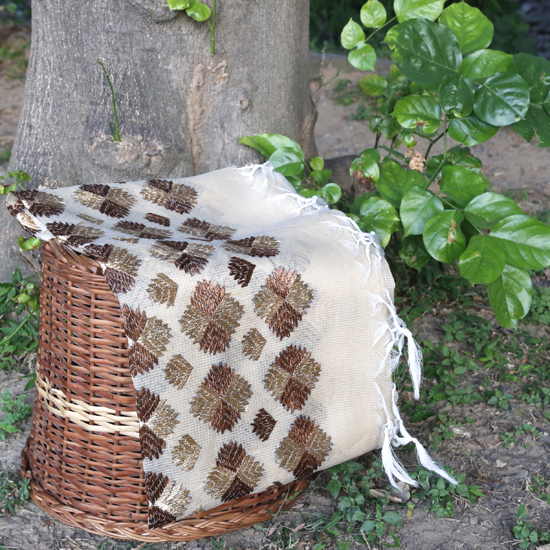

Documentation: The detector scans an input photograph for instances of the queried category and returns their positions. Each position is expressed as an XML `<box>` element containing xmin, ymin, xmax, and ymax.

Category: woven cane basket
<box><xmin>20</xmin><ymin>240</ymin><xmax>308</xmax><ymax>542</ymax></box>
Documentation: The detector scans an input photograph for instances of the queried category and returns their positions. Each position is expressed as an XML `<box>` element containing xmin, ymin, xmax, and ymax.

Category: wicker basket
<box><xmin>20</xmin><ymin>240</ymin><xmax>308</xmax><ymax>542</ymax></box>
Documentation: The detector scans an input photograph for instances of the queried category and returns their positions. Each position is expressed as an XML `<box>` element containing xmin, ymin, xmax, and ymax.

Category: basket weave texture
<box><xmin>21</xmin><ymin>240</ymin><xmax>308</xmax><ymax>542</ymax></box>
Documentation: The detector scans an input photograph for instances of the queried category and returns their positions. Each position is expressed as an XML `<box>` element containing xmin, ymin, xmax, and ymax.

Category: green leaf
<box><xmin>360</xmin><ymin>0</ymin><xmax>387</xmax><ymax>28</ymax></box>
<box><xmin>489</xmin><ymin>214</ymin><xmax>550</xmax><ymax>270</ymax></box>
<box><xmin>342</xmin><ymin>19</ymin><xmax>366</xmax><ymax>50</ymax></box>
<box><xmin>448</xmin><ymin>115</ymin><xmax>499</xmax><ymax>146</ymax></box>
<box><xmin>359</xmin><ymin>74</ymin><xmax>388</xmax><ymax>96</ymax></box>
<box><xmin>423</xmin><ymin>210</ymin><xmax>466</xmax><ymax>263</ymax></box>
<box><xmin>464</xmin><ymin>192</ymin><xmax>523</xmax><ymax>229</ymax></box>
<box><xmin>459</xmin><ymin>236</ymin><xmax>505</xmax><ymax>284</ymax></box>
<box><xmin>321</xmin><ymin>183</ymin><xmax>342</xmax><ymax>204</ymax></box>
<box><xmin>393</xmin><ymin>0</ymin><xmax>444</xmax><ymax>22</ymax></box>
<box><xmin>310</xmin><ymin>157</ymin><xmax>324</xmax><ymax>171</ymax></box>
<box><xmin>0</xmin><ymin>183</ymin><xmax>17</xmax><ymax>195</ymax></box>
<box><xmin>17</xmin><ymin>236</ymin><xmax>41</xmax><ymax>251</ymax></box>
<box><xmin>359</xmin><ymin>196</ymin><xmax>400</xmax><ymax>247</ymax></box>
<box><xmin>269</xmin><ymin>148</ymin><xmax>304</xmax><ymax>177</ymax></box>
<box><xmin>400</xmin><ymin>188</ymin><xmax>444</xmax><ymax>236</ymax></box>
<box><xmin>349</xmin><ymin>44</ymin><xmax>377</xmax><ymax>71</ymax></box>
<box><xmin>439</xmin><ymin>3</ymin><xmax>494</xmax><ymax>56</ymax></box>
<box><xmin>459</xmin><ymin>49</ymin><xmax>514</xmax><ymax>84</ymax></box>
<box><xmin>186</xmin><ymin>1</ymin><xmax>210</xmax><ymax>21</ymax></box>
<box><xmin>438</xmin><ymin>73</ymin><xmax>474</xmax><ymax>118</ymax></box>
<box><xmin>310</xmin><ymin>169</ymin><xmax>332</xmax><ymax>186</ymax></box>
<box><xmin>513</xmin><ymin>53</ymin><xmax>550</xmax><ymax>104</ymax></box>
<box><xmin>238</xmin><ymin>134</ymin><xmax>304</xmax><ymax>160</ymax></box>
<box><xmin>350</xmin><ymin>156</ymin><xmax>380</xmax><ymax>183</ymax></box>
<box><xmin>399</xmin><ymin>235</ymin><xmax>431</xmax><ymax>271</ymax></box>
<box><xmin>440</xmin><ymin>165</ymin><xmax>488</xmax><ymax>206</ymax></box>
<box><xmin>359</xmin><ymin>148</ymin><xmax>381</xmax><ymax>163</ymax></box>
<box><xmin>474</xmin><ymin>72</ymin><xmax>530</xmax><ymax>127</ymax></box>
<box><xmin>488</xmin><ymin>265</ymin><xmax>532</xmax><ymax>328</ymax></box>
<box><xmin>361</xmin><ymin>520</ymin><xmax>376</xmax><ymax>533</ymax></box>
<box><xmin>513</xmin><ymin>104</ymin><xmax>550</xmax><ymax>148</ymax></box>
<box><xmin>393</xmin><ymin>95</ymin><xmax>441</xmax><ymax>134</ymax></box>
<box><xmin>167</xmin><ymin>0</ymin><xmax>195</xmax><ymax>9</ymax></box>
<box><xmin>384</xmin><ymin>19</ymin><xmax>462</xmax><ymax>92</ymax></box>
<box><xmin>375</xmin><ymin>159</ymin><xmax>428</xmax><ymax>207</ymax></box>
<box><xmin>382</xmin><ymin>511</ymin><xmax>402</xmax><ymax>525</ymax></box>
<box><xmin>327</xmin><ymin>479</ymin><xmax>343</xmax><ymax>499</ymax></box>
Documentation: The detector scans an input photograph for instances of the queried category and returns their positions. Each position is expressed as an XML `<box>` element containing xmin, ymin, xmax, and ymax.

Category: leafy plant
<box><xmin>0</xmin><ymin>388</ymin><xmax>32</xmax><ymax>440</ymax></box>
<box><xmin>241</xmin><ymin>1</ymin><xmax>550</xmax><ymax>329</ymax></box>
<box><xmin>167</xmin><ymin>0</ymin><xmax>217</xmax><ymax>54</ymax></box>
<box><xmin>0</xmin><ymin>469</ymin><xmax>30</xmax><ymax>514</ymax></box>
<box><xmin>97</xmin><ymin>60</ymin><xmax>121</xmax><ymax>142</ymax></box>
<box><xmin>513</xmin><ymin>504</ymin><xmax>550</xmax><ymax>549</ymax></box>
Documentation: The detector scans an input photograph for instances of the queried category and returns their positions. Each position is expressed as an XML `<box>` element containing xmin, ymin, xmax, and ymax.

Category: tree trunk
<box><xmin>3</xmin><ymin>0</ymin><xmax>316</xmax><ymax>280</ymax></box>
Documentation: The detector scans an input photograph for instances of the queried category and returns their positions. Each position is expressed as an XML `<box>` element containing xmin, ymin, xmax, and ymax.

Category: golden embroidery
<box><xmin>242</xmin><ymin>328</ymin><xmax>266</xmax><ymax>361</ymax></box>
<box><xmin>139</xmin><ymin>316</ymin><xmax>172</xmax><ymax>358</ymax></box>
<box><xmin>155</xmin><ymin>481</ymin><xmax>192</xmax><ymax>515</ymax></box>
<box><xmin>114</xmin><ymin>220</ymin><xmax>172</xmax><ymax>240</ymax></box>
<box><xmin>205</xmin><ymin>442</ymin><xmax>264</xmax><ymax>502</ymax></box>
<box><xmin>122</xmin><ymin>306</ymin><xmax>160</xmax><ymax>376</ymax></box>
<box><xmin>264</xmin><ymin>345</ymin><xmax>321</xmax><ymax>412</ymax></box>
<box><xmin>148</xmin><ymin>399</ymin><xmax>179</xmax><ymax>438</ymax></box>
<box><xmin>150</xmin><ymin>240</ymin><xmax>214</xmax><ymax>276</ymax></box>
<box><xmin>189</xmin><ymin>363</ymin><xmax>252</xmax><ymax>433</ymax></box>
<box><xmin>275</xmin><ymin>416</ymin><xmax>332</xmax><ymax>479</ymax></box>
<box><xmin>223</xmin><ymin>235</ymin><xmax>280</xmax><ymax>257</ymax></box>
<box><xmin>10</xmin><ymin>190</ymin><xmax>66</xmax><ymax>218</ymax></box>
<box><xmin>172</xmin><ymin>435</ymin><xmax>201</xmax><ymax>471</ymax></box>
<box><xmin>141</xmin><ymin>179</ymin><xmax>198</xmax><ymax>214</ymax></box>
<box><xmin>253</xmin><ymin>267</ymin><xmax>314</xmax><ymax>339</ymax></box>
<box><xmin>112</xmin><ymin>236</ymin><xmax>140</xmax><ymax>244</ymax></box>
<box><xmin>179</xmin><ymin>281</ymin><xmax>244</xmax><ymax>355</ymax></box>
<box><xmin>178</xmin><ymin>218</ymin><xmax>236</xmax><ymax>241</ymax></box>
<box><xmin>228</xmin><ymin>257</ymin><xmax>256</xmax><ymax>287</ymax></box>
<box><xmin>147</xmin><ymin>273</ymin><xmax>178</xmax><ymax>308</ymax></box>
<box><xmin>251</xmin><ymin>408</ymin><xmax>277</xmax><ymax>442</ymax></box>
<box><xmin>103</xmin><ymin>246</ymin><xmax>142</xmax><ymax>294</ymax></box>
<box><xmin>164</xmin><ymin>355</ymin><xmax>193</xmax><ymax>390</ymax></box>
<box><xmin>77</xmin><ymin>213</ymin><xmax>104</xmax><ymax>225</ymax></box>
<box><xmin>73</xmin><ymin>184</ymin><xmax>136</xmax><ymax>218</ymax></box>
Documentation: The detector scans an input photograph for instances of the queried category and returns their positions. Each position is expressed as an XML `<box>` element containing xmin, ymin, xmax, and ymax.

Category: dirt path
<box><xmin>0</xmin><ymin>46</ymin><xmax>549</xmax><ymax>550</ymax></box>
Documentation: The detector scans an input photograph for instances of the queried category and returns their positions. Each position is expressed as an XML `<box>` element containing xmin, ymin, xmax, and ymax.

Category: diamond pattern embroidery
<box><xmin>164</xmin><ymin>355</ymin><xmax>193</xmax><ymax>389</ymax></box>
<box><xmin>242</xmin><ymin>328</ymin><xmax>266</xmax><ymax>361</ymax></box>
<box><xmin>172</xmin><ymin>435</ymin><xmax>201</xmax><ymax>471</ymax></box>
<box><xmin>141</xmin><ymin>179</ymin><xmax>198</xmax><ymax>214</ymax></box>
<box><xmin>253</xmin><ymin>267</ymin><xmax>314</xmax><ymax>339</ymax></box>
<box><xmin>179</xmin><ymin>281</ymin><xmax>244</xmax><ymax>355</ymax></box>
<box><xmin>8</xmin><ymin>189</ymin><xmax>65</xmax><ymax>218</ymax></box>
<box><xmin>275</xmin><ymin>416</ymin><xmax>332</xmax><ymax>479</ymax></box>
<box><xmin>114</xmin><ymin>220</ymin><xmax>172</xmax><ymax>240</ymax></box>
<box><xmin>73</xmin><ymin>184</ymin><xmax>136</xmax><ymax>218</ymax></box>
<box><xmin>264</xmin><ymin>345</ymin><xmax>321</xmax><ymax>413</ymax></box>
<box><xmin>46</xmin><ymin>221</ymin><xmax>105</xmax><ymax>246</ymax></box>
<box><xmin>205</xmin><ymin>442</ymin><xmax>264</xmax><ymax>502</ymax></box>
<box><xmin>178</xmin><ymin>218</ymin><xmax>236</xmax><ymax>241</ymax></box>
<box><xmin>228</xmin><ymin>257</ymin><xmax>256</xmax><ymax>287</ymax></box>
<box><xmin>223</xmin><ymin>235</ymin><xmax>280</xmax><ymax>257</ymax></box>
<box><xmin>150</xmin><ymin>240</ymin><xmax>214</xmax><ymax>276</ymax></box>
<box><xmin>190</xmin><ymin>363</ymin><xmax>252</xmax><ymax>433</ymax></box>
<box><xmin>251</xmin><ymin>409</ymin><xmax>277</xmax><ymax>442</ymax></box>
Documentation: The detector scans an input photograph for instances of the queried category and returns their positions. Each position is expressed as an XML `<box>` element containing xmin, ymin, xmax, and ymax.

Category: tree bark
<box><xmin>3</xmin><ymin>0</ymin><xmax>316</xmax><ymax>280</ymax></box>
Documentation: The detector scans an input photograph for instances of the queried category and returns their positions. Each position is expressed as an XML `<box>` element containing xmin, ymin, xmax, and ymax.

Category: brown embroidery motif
<box><xmin>223</xmin><ymin>235</ymin><xmax>280</xmax><ymax>257</ymax></box>
<box><xmin>148</xmin><ymin>506</ymin><xmax>176</xmax><ymax>529</ymax></box>
<box><xmin>139</xmin><ymin>424</ymin><xmax>166</xmax><ymax>460</ymax></box>
<box><xmin>147</xmin><ymin>273</ymin><xmax>178</xmax><ymax>308</ymax></box>
<box><xmin>141</xmin><ymin>179</ymin><xmax>198</xmax><ymax>215</ymax></box>
<box><xmin>172</xmin><ymin>435</ymin><xmax>201</xmax><ymax>471</ymax></box>
<box><xmin>114</xmin><ymin>220</ymin><xmax>172</xmax><ymax>240</ymax></box>
<box><xmin>253</xmin><ymin>267</ymin><xmax>314</xmax><ymax>339</ymax></box>
<box><xmin>85</xmin><ymin>244</ymin><xmax>141</xmax><ymax>294</ymax></box>
<box><xmin>228</xmin><ymin>257</ymin><xmax>256</xmax><ymax>287</ymax></box>
<box><xmin>145</xmin><ymin>212</ymin><xmax>170</xmax><ymax>227</ymax></box>
<box><xmin>189</xmin><ymin>363</ymin><xmax>252</xmax><ymax>433</ymax></box>
<box><xmin>155</xmin><ymin>481</ymin><xmax>192</xmax><ymax>516</ymax></box>
<box><xmin>46</xmin><ymin>221</ymin><xmax>104</xmax><ymax>246</ymax></box>
<box><xmin>77</xmin><ymin>213</ymin><xmax>104</xmax><ymax>225</ymax></box>
<box><xmin>164</xmin><ymin>355</ymin><xmax>193</xmax><ymax>390</ymax></box>
<box><xmin>251</xmin><ymin>409</ymin><xmax>277</xmax><ymax>442</ymax></box>
<box><xmin>149</xmin><ymin>399</ymin><xmax>179</xmax><ymax>438</ymax></box>
<box><xmin>73</xmin><ymin>184</ymin><xmax>136</xmax><ymax>218</ymax></box>
<box><xmin>150</xmin><ymin>240</ymin><xmax>214</xmax><ymax>276</ymax></box>
<box><xmin>135</xmin><ymin>387</ymin><xmax>160</xmax><ymax>423</ymax></box>
<box><xmin>275</xmin><ymin>416</ymin><xmax>332</xmax><ymax>479</ymax></box>
<box><xmin>144</xmin><ymin>471</ymin><xmax>170</xmax><ymax>504</ymax></box>
<box><xmin>264</xmin><ymin>345</ymin><xmax>321</xmax><ymax>413</ymax></box>
<box><xmin>10</xmin><ymin>189</ymin><xmax>66</xmax><ymax>218</ymax></box>
<box><xmin>179</xmin><ymin>281</ymin><xmax>244</xmax><ymax>355</ymax></box>
<box><xmin>122</xmin><ymin>306</ymin><xmax>172</xmax><ymax>376</ymax></box>
<box><xmin>205</xmin><ymin>442</ymin><xmax>264</xmax><ymax>502</ymax></box>
<box><xmin>242</xmin><ymin>328</ymin><xmax>266</xmax><ymax>361</ymax></box>
<box><xmin>178</xmin><ymin>218</ymin><xmax>236</xmax><ymax>241</ymax></box>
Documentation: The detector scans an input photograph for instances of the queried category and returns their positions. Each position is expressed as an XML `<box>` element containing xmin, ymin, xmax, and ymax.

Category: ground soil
<box><xmin>0</xmin><ymin>27</ymin><xmax>549</xmax><ymax>550</ymax></box>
